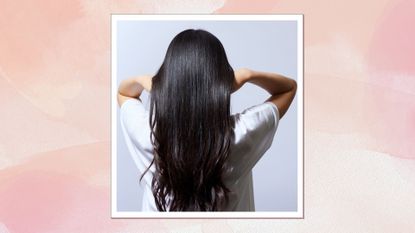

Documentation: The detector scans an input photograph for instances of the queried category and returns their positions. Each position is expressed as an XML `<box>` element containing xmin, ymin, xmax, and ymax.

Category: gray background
<box><xmin>116</xmin><ymin>20</ymin><xmax>298</xmax><ymax>211</ymax></box>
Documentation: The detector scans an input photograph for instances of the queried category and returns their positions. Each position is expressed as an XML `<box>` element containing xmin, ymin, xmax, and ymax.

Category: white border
<box><xmin>111</xmin><ymin>14</ymin><xmax>304</xmax><ymax>218</ymax></box>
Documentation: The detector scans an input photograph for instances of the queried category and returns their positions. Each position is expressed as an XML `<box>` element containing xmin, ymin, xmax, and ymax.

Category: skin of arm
<box><xmin>117</xmin><ymin>75</ymin><xmax>152</xmax><ymax>107</ymax></box>
<box><xmin>233</xmin><ymin>68</ymin><xmax>297</xmax><ymax>118</ymax></box>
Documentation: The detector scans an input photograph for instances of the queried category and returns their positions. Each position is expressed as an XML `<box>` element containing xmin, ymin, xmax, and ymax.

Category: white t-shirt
<box><xmin>120</xmin><ymin>98</ymin><xmax>279</xmax><ymax>211</ymax></box>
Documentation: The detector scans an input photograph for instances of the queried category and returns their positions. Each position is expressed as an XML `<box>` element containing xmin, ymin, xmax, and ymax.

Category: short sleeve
<box><xmin>230</xmin><ymin>102</ymin><xmax>280</xmax><ymax>177</ymax></box>
<box><xmin>119</xmin><ymin>98</ymin><xmax>154</xmax><ymax>178</ymax></box>
<box><xmin>119</xmin><ymin>98</ymin><xmax>148</xmax><ymax>145</ymax></box>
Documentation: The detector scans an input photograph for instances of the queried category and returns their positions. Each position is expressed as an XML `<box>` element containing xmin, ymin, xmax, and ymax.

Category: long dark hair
<box><xmin>148</xmin><ymin>29</ymin><xmax>235</xmax><ymax>211</ymax></box>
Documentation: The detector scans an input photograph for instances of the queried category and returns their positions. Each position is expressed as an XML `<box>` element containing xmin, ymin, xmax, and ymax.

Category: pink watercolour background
<box><xmin>1</xmin><ymin>0</ymin><xmax>415</xmax><ymax>232</ymax></box>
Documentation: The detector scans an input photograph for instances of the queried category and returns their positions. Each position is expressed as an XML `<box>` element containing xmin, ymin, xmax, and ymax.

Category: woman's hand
<box><xmin>136</xmin><ymin>75</ymin><xmax>153</xmax><ymax>92</ymax></box>
<box><xmin>232</xmin><ymin>68</ymin><xmax>251</xmax><ymax>93</ymax></box>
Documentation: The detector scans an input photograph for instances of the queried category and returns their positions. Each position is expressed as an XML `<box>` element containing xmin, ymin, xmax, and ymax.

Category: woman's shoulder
<box><xmin>226</xmin><ymin>102</ymin><xmax>280</xmax><ymax>179</ymax></box>
<box><xmin>232</xmin><ymin>101</ymin><xmax>280</xmax><ymax>132</ymax></box>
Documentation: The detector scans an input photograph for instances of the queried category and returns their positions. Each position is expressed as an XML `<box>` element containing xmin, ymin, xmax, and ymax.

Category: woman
<box><xmin>118</xmin><ymin>29</ymin><xmax>297</xmax><ymax>211</ymax></box>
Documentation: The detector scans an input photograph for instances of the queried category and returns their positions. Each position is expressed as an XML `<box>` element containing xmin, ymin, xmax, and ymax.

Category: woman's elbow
<box><xmin>290</xmin><ymin>79</ymin><xmax>297</xmax><ymax>93</ymax></box>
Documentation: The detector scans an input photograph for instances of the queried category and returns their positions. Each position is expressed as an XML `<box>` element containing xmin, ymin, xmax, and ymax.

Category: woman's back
<box><xmin>120</xmin><ymin>98</ymin><xmax>279</xmax><ymax>211</ymax></box>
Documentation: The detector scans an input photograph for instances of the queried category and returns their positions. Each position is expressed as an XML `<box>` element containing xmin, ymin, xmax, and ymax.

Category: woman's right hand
<box><xmin>232</xmin><ymin>68</ymin><xmax>251</xmax><ymax>93</ymax></box>
<box><xmin>136</xmin><ymin>75</ymin><xmax>153</xmax><ymax>92</ymax></box>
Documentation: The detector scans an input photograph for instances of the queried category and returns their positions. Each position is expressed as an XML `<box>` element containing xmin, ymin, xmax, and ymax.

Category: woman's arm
<box><xmin>117</xmin><ymin>75</ymin><xmax>152</xmax><ymax>107</ymax></box>
<box><xmin>234</xmin><ymin>68</ymin><xmax>297</xmax><ymax>118</ymax></box>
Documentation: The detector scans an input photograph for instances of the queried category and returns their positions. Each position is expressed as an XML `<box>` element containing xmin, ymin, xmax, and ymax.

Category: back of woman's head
<box><xmin>149</xmin><ymin>29</ymin><xmax>235</xmax><ymax>211</ymax></box>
